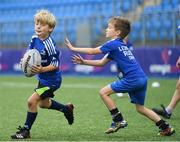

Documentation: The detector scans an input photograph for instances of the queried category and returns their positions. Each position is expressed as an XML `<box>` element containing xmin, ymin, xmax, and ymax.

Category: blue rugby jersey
<box><xmin>28</xmin><ymin>35</ymin><xmax>61</xmax><ymax>89</ymax></box>
<box><xmin>100</xmin><ymin>38</ymin><xmax>146</xmax><ymax>79</ymax></box>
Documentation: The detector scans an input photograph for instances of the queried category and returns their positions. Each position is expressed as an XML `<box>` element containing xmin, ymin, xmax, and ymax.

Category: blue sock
<box><xmin>24</xmin><ymin>112</ymin><xmax>37</xmax><ymax>130</ymax></box>
<box><xmin>49</xmin><ymin>99</ymin><xmax>67</xmax><ymax>113</ymax></box>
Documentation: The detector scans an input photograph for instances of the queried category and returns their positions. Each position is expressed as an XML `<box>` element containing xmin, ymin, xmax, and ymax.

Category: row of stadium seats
<box><xmin>0</xmin><ymin>0</ymin><xmax>142</xmax><ymax>46</ymax></box>
<box><xmin>0</xmin><ymin>0</ymin><xmax>179</xmax><ymax>46</ymax></box>
<box><xmin>144</xmin><ymin>0</ymin><xmax>179</xmax><ymax>14</ymax></box>
<box><xmin>131</xmin><ymin>0</ymin><xmax>180</xmax><ymax>41</ymax></box>
<box><xmin>131</xmin><ymin>12</ymin><xmax>180</xmax><ymax>41</ymax></box>
<box><xmin>0</xmin><ymin>0</ymin><xmax>143</xmax><ymax>22</ymax></box>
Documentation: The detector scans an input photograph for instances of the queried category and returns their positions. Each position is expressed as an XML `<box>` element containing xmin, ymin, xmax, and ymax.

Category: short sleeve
<box><xmin>50</xmin><ymin>54</ymin><xmax>59</xmax><ymax>67</ymax></box>
<box><xmin>99</xmin><ymin>40</ymin><xmax>115</xmax><ymax>54</ymax></box>
<box><xmin>43</xmin><ymin>37</ymin><xmax>60</xmax><ymax>68</ymax></box>
<box><xmin>27</xmin><ymin>35</ymin><xmax>37</xmax><ymax>50</ymax></box>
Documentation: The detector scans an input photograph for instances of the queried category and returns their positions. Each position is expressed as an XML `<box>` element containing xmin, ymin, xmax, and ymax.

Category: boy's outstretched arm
<box><xmin>65</xmin><ymin>38</ymin><xmax>102</xmax><ymax>55</ymax></box>
<box><xmin>72</xmin><ymin>54</ymin><xmax>110</xmax><ymax>67</ymax></box>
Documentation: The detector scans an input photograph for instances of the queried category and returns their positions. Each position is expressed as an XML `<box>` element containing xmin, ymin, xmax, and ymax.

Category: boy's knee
<box><xmin>99</xmin><ymin>89</ymin><xmax>103</xmax><ymax>96</ymax></box>
<box><xmin>27</xmin><ymin>100</ymin><xmax>35</xmax><ymax>108</ymax></box>
<box><xmin>99</xmin><ymin>85</ymin><xmax>113</xmax><ymax>97</ymax></box>
<box><xmin>135</xmin><ymin>105</ymin><xmax>144</xmax><ymax>114</ymax></box>
<box><xmin>136</xmin><ymin>107</ymin><xmax>141</xmax><ymax>113</ymax></box>
<box><xmin>99</xmin><ymin>89</ymin><xmax>107</xmax><ymax>97</ymax></box>
<box><xmin>27</xmin><ymin>98</ymin><xmax>38</xmax><ymax>108</ymax></box>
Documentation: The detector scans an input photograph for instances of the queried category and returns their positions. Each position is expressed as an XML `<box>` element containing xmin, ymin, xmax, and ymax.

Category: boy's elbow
<box><xmin>98</xmin><ymin>61</ymin><xmax>105</xmax><ymax>66</ymax></box>
<box><xmin>98</xmin><ymin>64</ymin><xmax>104</xmax><ymax>67</ymax></box>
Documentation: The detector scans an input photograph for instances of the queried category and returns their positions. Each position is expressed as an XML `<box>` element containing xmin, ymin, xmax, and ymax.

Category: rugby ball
<box><xmin>21</xmin><ymin>49</ymin><xmax>41</xmax><ymax>77</ymax></box>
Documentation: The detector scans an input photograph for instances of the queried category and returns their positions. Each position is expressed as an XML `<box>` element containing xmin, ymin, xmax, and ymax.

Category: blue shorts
<box><xmin>35</xmin><ymin>82</ymin><xmax>59</xmax><ymax>100</ymax></box>
<box><xmin>110</xmin><ymin>77</ymin><xmax>147</xmax><ymax>105</ymax></box>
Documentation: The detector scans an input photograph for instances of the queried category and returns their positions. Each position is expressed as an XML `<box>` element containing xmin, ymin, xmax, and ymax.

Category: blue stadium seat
<box><xmin>123</xmin><ymin>0</ymin><xmax>131</xmax><ymax>12</ymax></box>
<box><xmin>0</xmin><ymin>0</ymin><xmax>178</xmax><ymax>45</ymax></box>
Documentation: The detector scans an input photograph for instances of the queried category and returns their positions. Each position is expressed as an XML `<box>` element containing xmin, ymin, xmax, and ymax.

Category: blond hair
<box><xmin>34</xmin><ymin>9</ymin><xmax>56</xmax><ymax>29</ymax></box>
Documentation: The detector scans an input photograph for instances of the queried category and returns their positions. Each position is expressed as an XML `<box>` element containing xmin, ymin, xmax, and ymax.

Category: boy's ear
<box><xmin>116</xmin><ymin>30</ymin><xmax>121</xmax><ymax>36</ymax></box>
<box><xmin>49</xmin><ymin>27</ymin><xmax>54</xmax><ymax>33</ymax></box>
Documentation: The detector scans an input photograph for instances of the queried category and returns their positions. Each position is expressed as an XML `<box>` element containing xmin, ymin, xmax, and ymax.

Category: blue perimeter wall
<box><xmin>0</xmin><ymin>47</ymin><xmax>180</xmax><ymax>78</ymax></box>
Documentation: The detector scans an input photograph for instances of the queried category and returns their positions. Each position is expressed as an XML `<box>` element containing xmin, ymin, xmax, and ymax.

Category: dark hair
<box><xmin>109</xmin><ymin>16</ymin><xmax>131</xmax><ymax>39</ymax></box>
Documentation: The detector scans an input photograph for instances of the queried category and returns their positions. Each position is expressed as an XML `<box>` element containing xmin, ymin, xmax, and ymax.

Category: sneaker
<box><xmin>158</xmin><ymin>127</ymin><xmax>175</xmax><ymax>136</ymax></box>
<box><xmin>105</xmin><ymin>120</ymin><xmax>128</xmax><ymax>134</ymax></box>
<box><xmin>152</xmin><ymin>104</ymin><xmax>171</xmax><ymax>119</ymax></box>
<box><xmin>64</xmin><ymin>103</ymin><xmax>74</xmax><ymax>125</ymax></box>
<box><xmin>11</xmin><ymin>126</ymin><xmax>30</xmax><ymax>139</ymax></box>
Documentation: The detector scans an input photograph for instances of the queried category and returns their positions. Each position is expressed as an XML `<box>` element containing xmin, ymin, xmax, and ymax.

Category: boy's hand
<box><xmin>72</xmin><ymin>54</ymin><xmax>84</xmax><ymax>64</ymax></box>
<box><xmin>65</xmin><ymin>37</ymin><xmax>74</xmax><ymax>50</ymax></box>
<box><xmin>176</xmin><ymin>57</ymin><xmax>180</xmax><ymax>69</ymax></box>
<box><xmin>31</xmin><ymin>65</ymin><xmax>43</xmax><ymax>74</ymax></box>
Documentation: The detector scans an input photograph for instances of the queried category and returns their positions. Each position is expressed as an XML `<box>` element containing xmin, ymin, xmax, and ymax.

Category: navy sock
<box><xmin>110</xmin><ymin>108</ymin><xmax>124</xmax><ymax>122</ymax></box>
<box><xmin>48</xmin><ymin>99</ymin><xmax>67</xmax><ymax>113</ymax></box>
<box><xmin>110</xmin><ymin>108</ymin><xmax>119</xmax><ymax>115</ymax></box>
<box><xmin>156</xmin><ymin>119</ymin><xmax>169</xmax><ymax>130</ymax></box>
<box><xmin>24</xmin><ymin>112</ymin><xmax>37</xmax><ymax>130</ymax></box>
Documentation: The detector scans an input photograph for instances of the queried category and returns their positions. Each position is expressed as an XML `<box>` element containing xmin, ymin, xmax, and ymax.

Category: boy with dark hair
<box><xmin>65</xmin><ymin>16</ymin><xmax>175</xmax><ymax>136</ymax></box>
<box><xmin>11</xmin><ymin>9</ymin><xmax>74</xmax><ymax>139</ymax></box>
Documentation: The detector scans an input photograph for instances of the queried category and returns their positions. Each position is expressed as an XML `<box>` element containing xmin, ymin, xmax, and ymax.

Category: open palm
<box><xmin>72</xmin><ymin>54</ymin><xmax>84</xmax><ymax>64</ymax></box>
<box><xmin>65</xmin><ymin>37</ymin><xmax>74</xmax><ymax>50</ymax></box>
